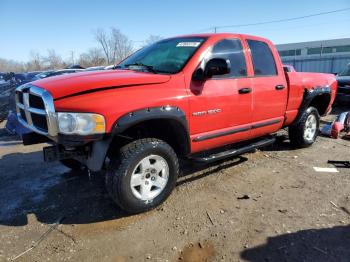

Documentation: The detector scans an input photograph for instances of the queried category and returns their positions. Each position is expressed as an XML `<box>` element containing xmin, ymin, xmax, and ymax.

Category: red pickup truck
<box><xmin>16</xmin><ymin>33</ymin><xmax>337</xmax><ymax>213</ymax></box>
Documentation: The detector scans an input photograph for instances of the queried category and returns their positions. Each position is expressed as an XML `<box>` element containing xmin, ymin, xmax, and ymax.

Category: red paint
<box><xmin>32</xmin><ymin>33</ymin><xmax>337</xmax><ymax>154</ymax></box>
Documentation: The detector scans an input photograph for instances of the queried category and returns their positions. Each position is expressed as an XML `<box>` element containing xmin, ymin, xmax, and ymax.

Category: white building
<box><xmin>276</xmin><ymin>38</ymin><xmax>350</xmax><ymax>58</ymax></box>
<box><xmin>276</xmin><ymin>38</ymin><xmax>350</xmax><ymax>73</ymax></box>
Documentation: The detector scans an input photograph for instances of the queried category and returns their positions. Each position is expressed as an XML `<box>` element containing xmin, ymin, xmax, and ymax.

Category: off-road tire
<box><xmin>105</xmin><ymin>138</ymin><xmax>179</xmax><ymax>214</ymax></box>
<box><xmin>289</xmin><ymin>106</ymin><xmax>320</xmax><ymax>148</ymax></box>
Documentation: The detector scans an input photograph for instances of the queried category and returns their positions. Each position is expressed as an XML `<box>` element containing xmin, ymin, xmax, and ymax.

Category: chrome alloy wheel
<box><xmin>130</xmin><ymin>155</ymin><xmax>169</xmax><ymax>201</ymax></box>
<box><xmin>304</xmin><ymin>114</ymin><xmax>317</xmax><ymax>142</ymax></box>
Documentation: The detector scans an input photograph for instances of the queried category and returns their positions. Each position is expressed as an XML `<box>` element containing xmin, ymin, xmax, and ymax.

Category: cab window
<box><xmin>211</xmin><ymin>39</ymin><xmax>247</xmax><ymax>78</ymax></box>
<box><xmin>247</xmin><ymin>40</ymin><xmax>277</xmax><ymax>76</ymax></box>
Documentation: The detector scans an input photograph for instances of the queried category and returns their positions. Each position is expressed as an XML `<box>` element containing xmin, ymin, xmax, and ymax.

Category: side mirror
<box><xmin>192</xmin><ymin>68</ymin><xmax>205</xmax><ymax>82</ymax></box>
<box><xmin>205</xmin><ymin>58</ymin><xmax>230</xmax><ymax>78</ymax></box>
<box><xmin>191</xmin><ymin>58</ymin><xmax>231</xmax><ymax>82</ymax></box>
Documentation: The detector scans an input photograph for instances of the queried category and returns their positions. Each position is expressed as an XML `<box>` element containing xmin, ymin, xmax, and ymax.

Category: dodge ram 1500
<box><xmin>16</xmin><ymin>33</ymin><xmax>337</xmax><ymax>213</ymax></box>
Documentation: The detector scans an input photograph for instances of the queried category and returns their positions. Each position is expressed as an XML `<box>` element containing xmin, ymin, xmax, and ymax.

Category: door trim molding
<box><xmin>193</xmin><ymin>119</ymin><xmax>281</xmax><ymax>142</ymax></box>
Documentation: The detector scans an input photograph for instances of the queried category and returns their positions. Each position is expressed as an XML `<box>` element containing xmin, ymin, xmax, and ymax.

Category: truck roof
<box><xmin>168</xmin><ymin>33</ymin><xmax>271</xmax><ymax>43</ymax></box>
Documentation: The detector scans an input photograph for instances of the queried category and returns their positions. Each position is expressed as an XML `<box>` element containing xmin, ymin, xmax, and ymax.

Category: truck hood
<box><xmin>32</xmin><ymin>70</ymin><xmax>171</xmax><ymax>99</ymax></box>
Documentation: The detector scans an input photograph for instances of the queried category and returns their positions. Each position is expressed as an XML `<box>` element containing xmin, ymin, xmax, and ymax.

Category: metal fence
<box><xmin>282</xmin><ymin>54</ymin><xmax>350</xmax><ymax>74</ymax></box>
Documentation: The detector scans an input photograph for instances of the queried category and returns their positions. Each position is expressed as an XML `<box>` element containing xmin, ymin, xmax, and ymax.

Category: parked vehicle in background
<box><xmin>16</xmin><ymin>33</ymin><xmax>337</xmax><ymax>214</ymax></box>
<box><xmin>0</xmin><ymin>73</ymin><xmax>6</xmax><ymax>85</ymax></box>
<box><xmin>104</xmin><ymin>65</ymin><xmax>115</xmax><ymax>70</ymax></box>
<box><xmin>84</xmin><ymin>66</ymin><xmax>106</xmax><ymax>71</ymax></box>
<box><xmin>336</xmin><ymin>63</ymin><xmax>350</xmax><ymax>103</ymax></box>
<box><xmin>33</xmin><ymin>69</ymin><xmax>83</xmax><ymax>80</ymax></box>
<box><xmin>25</xmin><ymin>71</ymin><xmax>43</xmax><ymax>81</ymax></box>
<box><xmin>14</xmin><ymin>73</ymin><xmax>28</xmax><ymax>84</ymax></box>
<box><xmin>66</xmin><ymin>64</ymin><xmax>85</xmax><ymax>69</ymax></box>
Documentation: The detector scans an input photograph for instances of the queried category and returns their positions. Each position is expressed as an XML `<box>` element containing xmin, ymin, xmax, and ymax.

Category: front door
<box><xmin>189</xmin><ymin>38</ymin><xmax>253</xmax><ymax>153</ymax></box>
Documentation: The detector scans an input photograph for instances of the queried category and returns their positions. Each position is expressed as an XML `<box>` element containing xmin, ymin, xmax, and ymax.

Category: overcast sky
<box><xmin>0</xmin><ymin>0</ymin><xmax>349</xmax><ymax>62</ymax></box>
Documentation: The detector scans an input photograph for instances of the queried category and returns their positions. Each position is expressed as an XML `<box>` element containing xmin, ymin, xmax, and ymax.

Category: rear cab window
<box><xmin>247</xmin><ymin>39</ymin><xmax>277</xmax><ymax>77</ymax></box>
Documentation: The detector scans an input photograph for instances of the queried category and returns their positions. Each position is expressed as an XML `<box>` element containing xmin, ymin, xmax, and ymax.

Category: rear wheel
<box><xmin>105</xmin><ymin>138</ymin><xmax>179</xmax><ymax>214</ymax></box>
<box><xmin>289</xmin><ymin>106</ymin><xmax>320</xmax><ymax>148</ymax></box>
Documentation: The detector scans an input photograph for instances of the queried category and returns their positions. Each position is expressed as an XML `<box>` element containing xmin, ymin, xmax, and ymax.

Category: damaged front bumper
<box><xmin>23</xmin><ymin>131</ymin><xmax>111</xmax><ymax>172</ymax></box>
<box><xmin>15</xmin><ymin>84</ymin><xmax>111</xmax><ymax>172</ymax></box>
<box><xmin>43</xmin><ymin>137</ymin><xmax>111</xmax><ymax>172</ymax></box>
<box><xmin>43</xmin><ymin>145</ymin><xmax>87</xmax><ymax>162</ymax></box>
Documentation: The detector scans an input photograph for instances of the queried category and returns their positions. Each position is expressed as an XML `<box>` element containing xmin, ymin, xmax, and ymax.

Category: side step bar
<box><xmin>190</xmin><ymin>136</ymin><xmax>276</xmax><ymax>163</ymax></box>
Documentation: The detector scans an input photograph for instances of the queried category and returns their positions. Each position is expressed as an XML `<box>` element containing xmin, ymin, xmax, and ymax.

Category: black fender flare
<box><xmin>112</xmin><ymin>106</ymin><xmax>189</xmax><ymax>134</ymax></box>
<box><xmin>86</xmin><ymin>106</ymin><xmax>190</xmax><ymax>171</ymax></box>
<box><xmin>112</xmin><ymin>106</ymin><xmax>190</xmax><ymax>154</ymax></box>
<box><xmin>292</xmin><ymin>86</ymin><xmax>331</xmax><ymax>126</ymax></box>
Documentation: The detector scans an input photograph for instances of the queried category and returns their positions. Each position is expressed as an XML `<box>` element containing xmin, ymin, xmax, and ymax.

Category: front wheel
<box><xmin>105</xmin><ymin>138</ymin><xmax>179</xmax><ymax>214</ymax></box>
<box><xmin>289</xmin><ymin>106</ymin><xmax>320</xmax><ymax>148</ymax></box>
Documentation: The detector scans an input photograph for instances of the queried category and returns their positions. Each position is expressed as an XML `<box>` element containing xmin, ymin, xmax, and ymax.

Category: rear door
<box><xmin>246</xmin><ymin>39</ymin><xmax>288</xmax><ymax>137</ymax></box>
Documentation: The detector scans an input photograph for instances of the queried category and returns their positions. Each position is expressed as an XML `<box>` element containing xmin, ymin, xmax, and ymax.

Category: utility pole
<box><xmin>70</xmin><ymin>51</ymin><xmax>75</xmax><ymax>65</ymax></box>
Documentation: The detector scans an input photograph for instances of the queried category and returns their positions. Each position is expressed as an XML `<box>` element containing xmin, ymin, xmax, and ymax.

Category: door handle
<box><xmin>238</xmin><ymin>87</ymin><xmax>252</xmax><ymax>94</ymax></box>
<box><xmin>275</xmin><ymin>85</ymin><xmax>285</xmax><ymax>90</ymax></box>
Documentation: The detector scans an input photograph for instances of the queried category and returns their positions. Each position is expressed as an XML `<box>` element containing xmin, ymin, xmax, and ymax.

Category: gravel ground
<box><xmin>0</xmin><ymin>107</ymin><xmax>349</xmax><ymax>262</ymax></box>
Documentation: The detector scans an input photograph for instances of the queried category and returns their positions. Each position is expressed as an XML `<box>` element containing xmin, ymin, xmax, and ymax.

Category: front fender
<box><xmin>112</xmin><ymin>106</ymin><xmax>188</xmax><ymax>134</ymax></box>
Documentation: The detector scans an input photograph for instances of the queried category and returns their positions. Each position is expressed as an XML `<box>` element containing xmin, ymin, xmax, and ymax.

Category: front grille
<box><xmin>15</xmin><ymin>85</ymin><xmax>58</xmax><ymax>137</ymax></box>
<box><xmin>19</xmin><ymin>108</ymin><xmax>26</xmax><ymax>120</ymax></box>
<box><xmin>17</xmin><ymin>92</ymin><xmax>24</xmax><ymax>104</ymax></box>
<box><xmin>31</xmin><ymin>113</ymin><xmax>48</xmax><ymax>131</ymax></box>
<box><xmin>29</xmin><ymin>94</ymin><xmax>45</xmax><ymax>109</ymax></box>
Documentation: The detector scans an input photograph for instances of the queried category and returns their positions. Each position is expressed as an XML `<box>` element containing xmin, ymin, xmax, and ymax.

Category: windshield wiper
<box><xmin>125</xmin><ymin>63</ymin><xmax>157</xmax><ymax>73</ymax></box>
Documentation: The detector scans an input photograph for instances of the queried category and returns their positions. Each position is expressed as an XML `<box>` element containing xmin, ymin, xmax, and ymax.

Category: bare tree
<box><xmin>143</xmin><ymin>35</ymin><xmax>162</xmax><ymax>47</ymax></box>
<box><xmin>94</xmin><ymin>27</ymin><xmax>134</xmax><ymax>64</ymax></box>
<box><xmin>94</xmin><ymin>28</ymin><xmax>111</xmax><ymax>63</ymax></box>
<box><xmin>42</xmin><ymin>49</ymin><xmax>63</xmax><ymax>69</ymax></box>
<box><xmin>111</xmin><ymin>28</ymin><xmax>134</xmax><ymax>63</ymax></box>
<box><xmin>79</xmin><ymin>48</ymin><xmax>106</xmax><ymax>68</ymax></box>
<box><xmin>26</xmin><ymin>51</ymin><xmax>42</xmax><ymax>71</ymax></box>
<box><xmin>0</xmin><ymin>58</ymin><xmax>25</xmax><ymax>72</ymax></box>
<box><xmin>0</xmin><ymin>27</ymin><xmax>135</xmax><ymax>72</ymax></box>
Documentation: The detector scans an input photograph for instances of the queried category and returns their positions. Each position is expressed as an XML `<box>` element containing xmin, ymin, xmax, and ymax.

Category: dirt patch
<box><xmin>63</xmin><ymin>212</ymin><xmax>147</xmax><ymax>237</ymax></box>
<box><xmin>179</xmin><ymin>241</ymin><xmax>215</xmax><ymax>262</ymax></box>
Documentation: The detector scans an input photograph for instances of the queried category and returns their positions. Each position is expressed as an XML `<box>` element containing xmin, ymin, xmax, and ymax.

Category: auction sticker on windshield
<box><xmin>176</xmin><ymin>42</ymin><xmax>201</xmax><ymax>47</ymax></box>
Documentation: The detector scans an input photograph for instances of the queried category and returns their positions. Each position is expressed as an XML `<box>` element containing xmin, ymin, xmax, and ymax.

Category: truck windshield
<box><xmin>117</xmin><ymin>37</ymin><xmax>206</xmax><ymax>74</ymax></box>
<box><xmin>339</xmin><ymin>64</ymin><xmax>350</xmax><ymax>76</ymax></box>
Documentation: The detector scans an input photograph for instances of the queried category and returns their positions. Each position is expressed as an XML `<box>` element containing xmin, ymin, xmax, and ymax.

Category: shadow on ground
<box><xmin>0</xmin><ymin>139</ymin><xmax>247</xmax><ymax>227</ymax></box>
<box><xmin>241</xmin><ymin>225</ymin><xmax>350</xmax><ymax>262</ymax></box>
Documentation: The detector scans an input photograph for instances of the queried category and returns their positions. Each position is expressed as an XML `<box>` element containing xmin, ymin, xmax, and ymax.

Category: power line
<box><xmin>245</xmin><ymin>18</ymin><xmax>350</xmax><ymax>33</ymax></box>
<box><xmin>196</xmin><ymin>7</ymin><xmax>350</xmax><ymax>33</ymax></box>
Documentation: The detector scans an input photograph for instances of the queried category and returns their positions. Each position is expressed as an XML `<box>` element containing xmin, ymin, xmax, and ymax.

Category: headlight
<box><xmin>57</xmin><ymin>112</ymin><xmax>105</xmax><ymax>135</ymax></box>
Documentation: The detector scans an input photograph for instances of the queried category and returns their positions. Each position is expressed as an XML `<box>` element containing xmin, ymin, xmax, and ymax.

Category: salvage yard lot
<box><xmin>0</xmin><ymin>107</ymin><xmax>349</xmax><ymax>262</ymax></box>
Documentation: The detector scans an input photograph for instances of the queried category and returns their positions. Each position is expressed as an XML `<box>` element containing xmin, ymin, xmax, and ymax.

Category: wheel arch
<box><xmin>292</xmin><ymin>87</ymin><xmax>331</xmax><ymax>125</ymax></box>
<box><xmin>110</xmin><ymin>106</ymin><xmax>191</xmax><ymax>157</ymax></box>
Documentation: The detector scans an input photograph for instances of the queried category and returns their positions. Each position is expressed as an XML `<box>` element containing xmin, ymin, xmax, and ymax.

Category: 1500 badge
<box><xmin>192</xmin><ymin>109</ymin><xmax>222</xmax><ymax>116</ymax></box>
